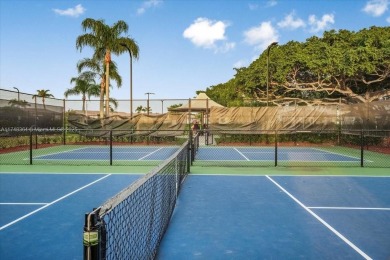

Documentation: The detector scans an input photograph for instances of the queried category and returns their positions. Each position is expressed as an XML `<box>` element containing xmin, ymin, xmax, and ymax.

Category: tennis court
<box><xmin>1</xmin><ymin>132</ymin><xmax>389</xmax><ymax>260</ymax></box>
<box><xmin>0</xmin><ymin>173</ymin><xmax>142</xmax><ymax>259</ymax></box>
<box><xmin>0</xmin><ymin>145</ymin><xmax>182</xmax><ymax>166</ymax></box>
<box><xmin>196</xmin><ymin>146</ymin><xmax>361</xmax><ymax>161</ymax></box>
<box><xmin>33</xmin><ymin>146</ymin><xmax>179</xmax><ymax>161</ymax></box>
<box><xmin>0</xmin><ymin>171</ymin><xmax>389</xmax><ymax>259</ymax></box>
<box><xmin>158</xmin><ymin>174</ymin><xmax>390</xmax><ymax>259</ymax></box>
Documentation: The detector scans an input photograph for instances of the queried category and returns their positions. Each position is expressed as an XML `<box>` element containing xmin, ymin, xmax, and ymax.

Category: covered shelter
<box><xmin>169</xmin><ymin>92</ymin><xmax>224</xmax><ymax>127</ymax></box>
<box><xmin>169</xmin><ymin>92</ymin><xmax>224</xmax><ymax>112</ymax></box>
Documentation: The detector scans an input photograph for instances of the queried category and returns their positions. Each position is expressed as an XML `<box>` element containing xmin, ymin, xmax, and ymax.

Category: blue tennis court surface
<box><xmin>196</xmin><ymin>147</ymin><xmax>361</xmax><ymax>162</ymax></box>
<box><xmin>1</xmin><ymin>173</ymin><xmax>389</xmax><ymax>259</ymax></box>
<box><xmin>0</xmin><ymin>173</ymin><xmax>141</xmax><ymax>259</ymax></box>
<box><xmin>157</xmin><ymin>175</ymin><xmax>390</xmax><ymax>259</ymax></box>
<box><xmin>33</xmin><ymin>146</ymin><xmax>179</xmax><ymax>161</ymax></box>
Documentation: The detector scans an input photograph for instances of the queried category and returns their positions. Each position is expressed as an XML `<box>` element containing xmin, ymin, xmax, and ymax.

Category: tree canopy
<box><xmin>204</xmin><ymin>26</ymin><xmax>390</xmax><ymax>106</ymax></box>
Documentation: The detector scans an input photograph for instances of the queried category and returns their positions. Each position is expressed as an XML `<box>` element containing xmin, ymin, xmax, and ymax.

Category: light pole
<box><xmin>266</xmin><ymin>42</ymin><xmax>278</xmax><ymax>106</ymax></box>
<box><xmin>120</xmin><ymin>43</ymin><xmax>133</xmax><ymax>119</ymax></box>
<box><xmin>13</xmin><ymin>87</ymin><xmax>20</xmax><ymax>101</ymax></box>
<box><xmin>145</xmin><ymin>92</ymin><xmax>154</xmax><ymax>115</ymax></box>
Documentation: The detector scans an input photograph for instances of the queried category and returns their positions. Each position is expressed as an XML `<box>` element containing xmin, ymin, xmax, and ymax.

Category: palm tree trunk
<box><xmin>99</xmin><ymin>81</ymin><xmax>104</xmax><ymax>118</ymax></box>
<box><xmin>105</xmin><ymin>50</ymin><xmax>111</xmax><ymax>117</ymax></box>
<box><xmin>82</xmin><ymin>94</ymin><xmax>86</xmax><ymax>116</ymax></box>
<box><xmin>42</xmin><ymin>97</ymin><xmax>46</xmax><ymax>110</ymax></box>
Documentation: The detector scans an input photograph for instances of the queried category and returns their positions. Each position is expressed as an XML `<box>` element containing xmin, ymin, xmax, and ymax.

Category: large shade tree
<box><xmin>76</xmin><ymin>18</ymin><xmax>139</xmax><ymax>117</ymax></box>
<box><xmin>205</xmin><ymin>26</ymin><xmax>390</xmax><ymax>106</ymax></box>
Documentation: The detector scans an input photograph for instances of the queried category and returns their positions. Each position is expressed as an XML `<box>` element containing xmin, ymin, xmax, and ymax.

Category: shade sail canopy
<box><xmin>169</xmin><ymin>92</ymin><xmax>224</xmax><ymax>112</ymax></box>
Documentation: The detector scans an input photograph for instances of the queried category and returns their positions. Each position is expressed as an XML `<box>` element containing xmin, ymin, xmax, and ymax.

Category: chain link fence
<box><xmin>1</xmin><ymin>88</ymin><xmax>389</xmax><ymax>168</ymax></box>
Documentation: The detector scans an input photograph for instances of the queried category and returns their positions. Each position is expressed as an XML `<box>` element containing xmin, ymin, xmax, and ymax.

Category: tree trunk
<box><xmin>105</xmin><ymin>50</ymin><xmax>111</xmax><ymax>117</ymax></box>
<box><xmin>99</xmin><ymin>80</ymin><xmax>104</xmax><ymax>118</ymax></box>
<box><xmin>82</xmin><ymin>95</ymin><xmax>86</xmax><ymax>116</ymax></box>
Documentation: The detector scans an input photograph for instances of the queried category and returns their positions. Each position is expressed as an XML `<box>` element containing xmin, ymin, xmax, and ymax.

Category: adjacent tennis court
<box><xmin>32</xmin><ymin>146</ymin><xmax>179</xmax><ymax>161</ymax></box>
<box><xmin>0</xmin><ymin>145</ymin><xmax>370</xmax><ymax>165</ymax></box>
<box><xmin>197</xmin><ymin>146</ymin><xmax>361</xmax><ymax>161</ymax></box>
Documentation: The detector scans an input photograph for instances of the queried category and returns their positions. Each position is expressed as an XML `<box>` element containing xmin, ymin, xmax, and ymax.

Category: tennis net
<box><xmin>83</xmin><ymin>140</ymin><xmax>191</xmax><ymax>260</ymax></box>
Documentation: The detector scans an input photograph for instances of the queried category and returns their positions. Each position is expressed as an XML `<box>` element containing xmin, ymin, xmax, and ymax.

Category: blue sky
<box><xmin>1</xmin><ymin>0</ymin><xmax>389</xmax><ymax>100</ymax></box>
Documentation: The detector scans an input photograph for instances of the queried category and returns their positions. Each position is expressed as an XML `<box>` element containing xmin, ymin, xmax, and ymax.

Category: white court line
<box><xmin>234</xmin><ymin>148</ymin><xmax>250</xmax><ymax>161</ymax></box>
<box><xmin>266</xmin><ymin>175</ymin><xmax>372</xmax><ymax>260</ymax></box>
<box><xmin>0</xmin><ymin>203</ymin><xmax>48</xmax><ymax>205</ymax></box>
<box><xmin>308</xmin><ymin>206</ymin><xmax>390</xmax><ymax>211</ymax></box>
<box><xmin>138</xmin><ymin>147</ymin><xmax>164</xmax><ymax>161</ymax></box>
<box><xmin>312</xmin><ymin>147</ymin><xmax>372</xmax><ymax>162</ymax></box>
<box><xmin>26</xmin><ymin>147</ymin><xmax>90</xmax><ymax>160</ymax></box>
<box><xmin>0</xmin><ymin>174</ymin><xmax>111</xmax><ymax>231</ymax></box>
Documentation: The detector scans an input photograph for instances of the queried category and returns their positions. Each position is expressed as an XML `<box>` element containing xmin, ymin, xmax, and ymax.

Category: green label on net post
<box><xmin>83</xmin><ymin>231</ymin><xmax>99</xmax><ymax>246</ymax></box>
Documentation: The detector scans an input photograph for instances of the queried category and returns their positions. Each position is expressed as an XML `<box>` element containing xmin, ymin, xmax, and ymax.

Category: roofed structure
<box><xmin>169</xmin><ymin>92</ymin><xmax>224</xmax><ymax>112</ymax></box>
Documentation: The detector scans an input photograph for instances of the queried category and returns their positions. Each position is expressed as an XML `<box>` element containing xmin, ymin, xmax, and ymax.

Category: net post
<box><xmin>109</xmin><ymin>130</ymin><xmax>113</xmax><ymax>166</ymax></box>
<box><xmin>274</xmin><ymin>130</ymin><xmax>278</xmax><ymax>167</ymax></box>
<box><xmin>83</xmin><ymin>212</ymin><xmax>100</xmax><ymax>260</ymax></box>
<box><xmin>360</xmin><ymin>130</ymin><xmax>364</xmax><ymax>167</ymax></box>
<box><xmin>29</xmin><ymin>129</ymin><xmax>33</xmax><ymax>165</ymax></box>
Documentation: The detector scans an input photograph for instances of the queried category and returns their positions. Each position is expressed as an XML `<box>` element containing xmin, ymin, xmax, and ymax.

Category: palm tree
<box><xmin>109</xmin><ymin>98</ymin><xmax>119</xmax><ymax>112</ymax></box>
<box><xmin>135</xmin><ymin>105</ymin><xmax>144</xmax><ymax>114</ymax></box>
<box><xmin>76</xmin><ymin>18</ymin><xmax>139</xmax><ymax>117</ymax></box>
<box><xmin>32</xmin><ymin>89</ymin><xmax>54</xmax><ymax>110</ymax></box>
<box><xmin>76</xmin><ymin>57</ymin><xmax>122</xmax><ymax>118</ymax></box>
<box><xmin>64</xmin><ymin>73</ymin><xmax>100</xmax><ymax>116</ymax></box>
<box><xmin>8</xmin><ymin>99</ymin><xmax>30</xmax><ymax>108</ymax></box>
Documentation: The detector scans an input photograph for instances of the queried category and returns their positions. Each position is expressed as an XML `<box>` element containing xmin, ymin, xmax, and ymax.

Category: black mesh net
<box><xmin>83</xmin><ymin>140</ymin><xmax>190</xmax><ymax>260</ymax></box>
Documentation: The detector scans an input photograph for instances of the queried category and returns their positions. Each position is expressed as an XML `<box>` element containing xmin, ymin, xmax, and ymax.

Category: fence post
<box><xmin>30</xmin><ymin>130</ymin><xmax>33</xmax><ymax>165</ymax></box>
<box><xmin>63</xmin><ymin>99</ymin><xmax>66</xmax><ymax>145</ymax></box>
<box><xmin>187</xmin><ymin>142</ymin><xmax>191</xmax><ymax>173</ymax></box>
<box><xmin>275</xmin><ymin>130</ymin><xmax>278</xmax><ymax>167</ymax></box>
<box><xmin>110</xmin><ymin>131</ymin><xmax>113</xmax><ymax>166</ymax></box>
<box><xmin>360</xmin><ymin>130</ymin><xmax>364</xmax><ymax>167</ymax></box>
<box><xmin>190</xmin><ymin>130</ymin><xmax>194</xmax><ymax>165</ymax></box>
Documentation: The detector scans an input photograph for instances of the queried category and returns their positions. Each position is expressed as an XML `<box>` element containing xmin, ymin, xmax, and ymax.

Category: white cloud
<box><xmin>137</xmin><ymin>0</ymin><xmax>163</xmax><ymax>15</ymax></box>
<box><xmin>362</xmin><ymin>0</ymin><xmax>389</xmax><ymax>17</ymax></box>
<box><xmin>243</xmin><ymin>21</ymin><xmax>279</xmax><ymax>51</ymax></box>
<box><xmin>278</xmin><ymin>11</ymin><xmax>306</xmax><ymax>30</ymax></box>
<box><xmin>266</xmin><ymin>0</ymin><xmax>277</xmax><ymax>7</ymax></box>
<box><xmin>308</xmin><ymin>14</ymin><xmax>335</xmax><ymax>33</ymax></box>
<box><xmin>387</xmin><ymin>16</ymin><xmax>390</xmax><ymax>22</ymax></box>
<box><xmin>183</xmin><ymin>17</ymin><xmax>235</xmax><ymax>53</ymax></box>
<box><xmin>53</xmin><ymin>4</ymin><xmax>85</xmax><ymax>17</ymax></box>
<box><xmin>218</xmin><ymin>42</ymin><xmax>236</xmax><ymax>53</ymax></box>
